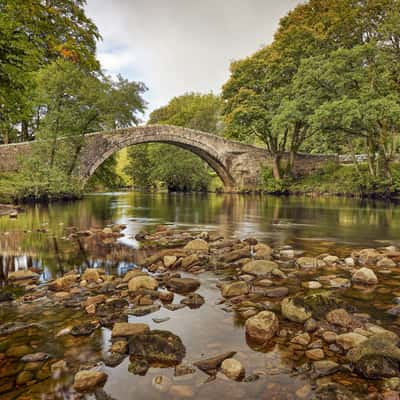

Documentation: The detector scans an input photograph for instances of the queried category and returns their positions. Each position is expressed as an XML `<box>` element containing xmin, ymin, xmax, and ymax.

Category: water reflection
<box><xmin>1</xmin><ymin>192</ymin><xmax>400</xmax><ymax>284</ymax></box>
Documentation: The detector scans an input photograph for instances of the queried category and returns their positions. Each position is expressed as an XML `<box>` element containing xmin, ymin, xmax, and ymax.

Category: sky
<box><xmin>85</xmin><ymin>0</ymin><xmax>302</xmax><ymax>119</ymax></box>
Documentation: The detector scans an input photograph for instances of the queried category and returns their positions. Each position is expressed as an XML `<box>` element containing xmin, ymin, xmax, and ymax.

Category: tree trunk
<box><xmin>272</xmin><ymin>154</ymin><xmax>282</xmax><ymax>180</ymax></box>
<box><xmin>21</xmin><ymin>120</ymin><xmax>28</xmax><ymax>142</ymax></box>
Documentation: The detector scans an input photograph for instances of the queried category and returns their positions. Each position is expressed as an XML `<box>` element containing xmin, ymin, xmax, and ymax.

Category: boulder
<box><xmin>221</xmin><ymin>358</ymin><xmax>245</xmax><ymax>381</ymax></box>
<box><xmin>222</xmin><ymin>281</ymin><xmax>249</xmax><ymax>298</ymax></box>
<box><xmin>180</xmin><ymin>293</ymin><xmax>205</xmax><ymax>308</ymax></box>
<box><xmin>281</xmin><ymin>297</ymin><xmax>312</xmax><ymax>323</ymax></box>
<box><xmin>128</xmin><ymin>275</ymin><xmax>159</xmax><ymax>292</ymax></box>
<box><xmin>73</xmin><ymin>370</ymin><xmax>107</xmax><ymax>392</ymax></box>
<box><xmin>377</xmin><ymin>257</ymin><xmax>396</xmax><ymax>268</ymax></box>
<box><xmin>242</xmin><ymin>260</ymin><xmax>278</xmax><ymax>277</ymax></box>
<box><xmin>352</xmin><ymin>267</ymin><xmax>378</xmax><ymax>285</ymax></box>
<box><xmin>306</xmin><ymin>349</ymin><xmax>324</xmax><ymax>361</ymax></box>
<box><xmin>358</xmin><ymin>249</ymin><xmax>381</xmax><ymax>266</ymax></box>
<box><xmin>112</xmin><ymin>323</ymin><xmax>149</xmax><ymax>338</ymax></box>
<box><xmin>347</xmin><ymin>333</ymin><xmax>400</xmax><ymax>379</ymax></box>
<box><xmin>245</xmin><ymin>311</ymin><xmax>279</xmax><ymax>343</ymax></box>
<box><xmin>129</xmin><ymin>330</ymin><xmax>186</xmax><ymax>365</ymax></box>
<box><xmin>184</xmin><ymin>239</ymin><xmax>209</xmax><ymax>252</ymax></box>
<box><xmin>166</xmin><ymin>277</ymin><xmax>200</xmax><ymax>293</ymax></box>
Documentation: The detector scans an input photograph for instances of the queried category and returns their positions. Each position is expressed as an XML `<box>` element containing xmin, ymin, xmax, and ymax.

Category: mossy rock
<box><xmin>128</xmin><ymin>330</ymin><xmax>186</xmax><ymax>366</ymax></box>
<box><xmin>293</xmin><ymin>292</ymin><xmax>353</xmax><ymax>320</ymax></box>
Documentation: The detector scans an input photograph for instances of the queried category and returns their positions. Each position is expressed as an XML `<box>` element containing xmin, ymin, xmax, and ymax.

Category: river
<box><xmin>1</xmin><ymin>192</ymin><xmax>400</xmax><ymax>399</ymax></box>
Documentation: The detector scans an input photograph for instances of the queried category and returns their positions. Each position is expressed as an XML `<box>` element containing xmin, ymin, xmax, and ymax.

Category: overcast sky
<box><xmin>85</xmin><ymin>0</ymin><xmax>302</xmax><ymax>119</ymax></box>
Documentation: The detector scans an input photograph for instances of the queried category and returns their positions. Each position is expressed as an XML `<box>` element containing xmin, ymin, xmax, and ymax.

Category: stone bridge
<box><xmin>0</xmin><ymin>125</ymin><xmax>335</xmax><ymax>192</ymax></box>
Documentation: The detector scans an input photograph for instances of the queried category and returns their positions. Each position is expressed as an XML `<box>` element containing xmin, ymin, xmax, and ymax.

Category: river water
<box><xmin>1</xmin><ymin>192</ymin><xmax>400</xmax><ymax>399</ymax></box>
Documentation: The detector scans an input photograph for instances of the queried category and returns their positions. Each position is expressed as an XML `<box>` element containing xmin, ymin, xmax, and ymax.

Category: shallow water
<box><xmin>1</xmin><ymin>192</ymin><xmax>400</xmax><ymax>399</ymax></box>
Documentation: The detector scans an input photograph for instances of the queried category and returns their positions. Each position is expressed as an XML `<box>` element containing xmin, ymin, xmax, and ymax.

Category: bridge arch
<box><xmin>80</xmin><ymin>125</ymin><xmax>237</xmax><ymax>190</ymax></box>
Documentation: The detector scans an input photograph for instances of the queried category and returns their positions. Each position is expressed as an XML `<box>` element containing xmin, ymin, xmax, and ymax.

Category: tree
<box><xmin>222</xmin><ymin>0</ymin><xmax>400</xmax><ymax>180</ymax></box>
<box><xmin>0</xmin><ymin>0</ymin><xmax>100</xmax><ymax>143</ymax></box>
<box><xmin>294</xmin><ymin>44</ymin><xmax>400</xmax><ymax>180</ymax></box>
<box><xmin>126</xmin><ymin>93</ymin><xmax>222</xmax><ymax>191</ymax></box>
<box><xmin>18</xmin><ymin>59</ymin><xmax>147</xmax><ymax>199</ymax></box>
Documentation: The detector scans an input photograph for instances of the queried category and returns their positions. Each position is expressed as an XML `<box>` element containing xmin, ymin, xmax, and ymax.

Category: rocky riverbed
<box><xmin>2</xmin><ymin>224</ymin><xmax>400</xmax><ymax>399</ymax></box>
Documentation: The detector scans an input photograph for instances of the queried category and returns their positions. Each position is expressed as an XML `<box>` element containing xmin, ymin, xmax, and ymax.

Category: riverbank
<box><xmin>262</xmin><ymin>163</ymin><xmax>400</xmax><ymax>199</ymax></box>
<box><xmin>1</xmin><ymin>223</ymin><xmax>400</xmax><ymax>398</ymax></box>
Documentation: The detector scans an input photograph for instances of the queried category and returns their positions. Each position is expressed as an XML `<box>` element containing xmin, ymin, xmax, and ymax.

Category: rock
<box><xmin>336</xmin><ymin>332</ymin><xmax>367</xmax><ymax>350</ymax></box>
<box><xmin>358</xmin><ymin>249</ymin><xmax>381</xmax><ymax>265</ymax></box>
<box><xmin>254</xmin><ymin>243</ymin><xmax>273</xmax><ymax>259</ymax></box>
<box><xmin>73</xmin><ymin>370</ymin><xmax>108</xmax><ymax>392</ymax></box>
<box><xmin>129</xmin><ymin>330</ymin><xmax>186</xmax><ymax>365</ymax></box>
<box><xmin>296</xmin><ymin>384</ymin><xmax>312</xmax><ymax>399</ymax></box>
<box><xmin>180</xmin><ymin>293</ymin><xmax>205</xmax><ymax>308</ymax></box>
<box><xmin>166</xmin><ymin>277</ymin><xmax>200</xmax><ymax>293</ymax></box>
<box><xmin>347</xmin><ymin>333</ymin><xmax>400</xmax><ymax>379</ymax></box>
<box><xmin>242</xmin><ymin>260</ymin><xmax>278</xmax><ymax>277</ymax></box>
<box><xmin>304</xmin><ymin>318</ymin><xmax>318</xmax><ymax>333</ymax></box>
<box><xmin>84</xmin><ymin>294</ymin><xmax>106</xmax><ymax>308</ymax></box>
<box><xmin>103</xmin><ymin>352</ymin><xmax>126</xmax><ymax>367</ymax></box>
<box><xmin>169</xmin><ymin>385</ymin><xmax>194</xmax><ymax>398</ymax></box>
<box><xmin>175</xmin><ymin>364</ymin><xmax>196</xmax><ymax>377</ymax></box>
<box><xmin>345</xmin><ymin>257</ymin><xmax>355</xmax><ymax>266</ymax></box>
<box><xmin>163</xmin><ymin>256</ymin><xmax>177</xmax><ymax>268</ymax></box>
<box><xmin>255</xmin><ymin>279</ymin><xmax>273</xmax><ymax>287</ymax></box>
<box><xmin>152</xmin><ymin>375</ymin><xmax>172</xmax><ymax>393</ymax></box>
<box><xmin>291</xmin><ymin>333</ymin><xmax>311</xmax><ymax>347</ymax></box>
<box><xmin>16</xmin><ymin>370</ymin><xmax>33</xmax><ymax>385</ymax></box>
<box><xmin>221</xmin><ymin>358</ymin><xmax>245</xmax><ymax>380</ymax></box>
<box><xmin>296</xmin><ymin>257</ymin><xmax>324</xmax><ymax>270</ymax></box>
<box><xmin>6</xmin><ymin>344</ymin><xmax>32</xmax><ymax>358</ymax></box>
<box><xmin>128</xmin><ymin>275</ymin><xmax>159</xmax><ymax>292</ymax></box>
<box><xmin>128</xmin><ymin>359</ymin><xmax>149</xmax><ymax>375</ymax></box>
<box><xmin>112</xmin><ymin>323</ymin><xmax>149</xmax><ymax>338</ymax></box>
<box><xmin>352</xmin><ymin>267</ymin><xmax>378</xmax><ymax>285</ymax></box>
<box><xmin>8</xmin><ymin>270</ymin><xmax>39</xmax><ymax>281</ymax></box>
<box><xmin>49</xmin><ymin>274</ymin><xmax>79</xmax><ymax>291</ymax></box>
<box><xmin>81</xmin><ymin>268</ymin><xmax>101</xmax><ymax>283</ymax></box>
<box><xmin>71</xmin><ymin>322</ymin><xmax>97</xmax><ymax>336</ymax></box>
<box><xmin>326</xmin><ymin>308</ymin><xmax>352</xmax><ymax>328</ymax></box>
<box><xmin>123</xmin><ymin>269</ymin><xmax>147</xmax><ymax>282</ymax></box>
<box><xmin>245</xmin><ymin>311</ymin><xmax>279</xmax><ymax>343</ymax></box>
<box><xmin>164</xmin><ymin>303</ymin><xmax>186</xmax><ymax>311</ymax></box>
<box><xmin>194</xmin><ymin>351</ymin><xmax>236</xmax><ymax>375</ymax></box>
<box><xmin>306</xmin><ymin>349</ymin><xmax>324</xmax><ymax>361</ymax></box>
<box><xmin>302</xmin><ymin>281</ymin><xmax>322</xmax><ymax>289</ymax></box>
<box><xmin>323</xmin><ymin>255</ymin><xmax>339</xmax><ymax>265</ymax></box>
<box><xmin>377</xmin><ymin>257</ymin><xmax>396</xmax><ymax>268</ymax></box>
<box><xmin>312</xmin><ymin>360</ymin><xmax>340</xmax><ymax>378</ymax></box>
<box><xmin>222</xmin><ymin>281</ymin><xmax>249</xmax><ymax>298</ymax></box>
<box><xmin>327</xmin><ymin>277</ymin><xmax>351</xmax><ymax>288</ymax></box>
<box><xmin>263</xmin><ymin>287</ymin><xmax>289</xmax><ymax>298</ymax></box>
<box><xmin>111</xmin><ymin>340</ymin><xmax>128</xmax><ymax>354</ymax></box>
<box><xmin>128</xmin><ymin>304</ymin><xmax>161</xmax><ymax>316</ymax></box>
<box><xmin>184</xmin><ymin>239</ymin><xmax>209</xmax><ymax>252</ymax></box>
<box><xmin>281</xmin><ymin>297</ymin><xmax>312</xmax><ymax>323</ymax></box>
<box><xmin>153</xmin><ymin>317</ymin><xmax>170</xmax><ymax>324</ymax></box>
<box><xmin>21</xmin><ymin>352</ymin><xmax>51</xmax><ymax>362</ymax></box>
<box><xmin>322</xmin><ymin>331</ymin><xmax>337</xmax><ymax>344</ymax></box>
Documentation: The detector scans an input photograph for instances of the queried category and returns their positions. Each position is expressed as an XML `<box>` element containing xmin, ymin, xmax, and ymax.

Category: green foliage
<box><xmin>0</xmin><ymin>0</ymin><xmax>100</xmax><ymax>143</ymax></box>
<box><xmin>222</xmin><ymin>0</ymin><xmax>400</xmax><ymax>183</ymax></box>
<box><xmin>271</xmin><ymin>162</ymin><xmax>400</xmax><ymax>198</ymax></box>
<box><xmin>126</xmin><ymin>93</ymin><xmax>222</xmax><ymax>192</ymax></box>
<box><xmin>15</xmin><ymin>59</ymin><xmax>146</xmax><ymax>200</ymax></box>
